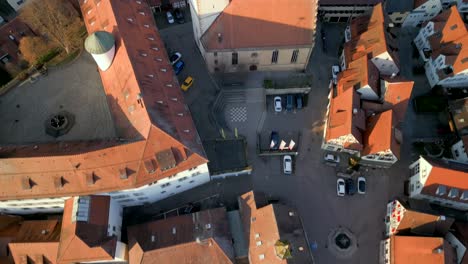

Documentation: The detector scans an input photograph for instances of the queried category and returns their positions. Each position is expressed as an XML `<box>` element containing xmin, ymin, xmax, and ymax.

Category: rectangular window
<box><xmin>291</xmin><ymin>49</ymin><xmax>299</xmax><ymax>63</ymax></box>
<box><xmin>232</xmin><ymin>52</ymin><xmax>238</xmax><ymax>65</ymax></box>
<box><xmin>272</xmin><ymin>50</ymin><xmax>279</xmax><ymax>64</ymax></box>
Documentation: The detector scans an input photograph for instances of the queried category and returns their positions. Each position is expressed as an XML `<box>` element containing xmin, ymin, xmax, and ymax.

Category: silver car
<box><xmin>274</xmin><ymin>96</ymin><xmax>282</xmax><ymax>112</ymax></box>
<box><xmin>337</xmin><ymin>178</ymin><xmax>345</xmax><ymax>196</ymax></box>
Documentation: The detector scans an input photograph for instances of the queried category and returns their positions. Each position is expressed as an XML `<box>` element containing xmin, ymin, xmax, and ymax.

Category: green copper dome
<box><xmin>84</xmin><ymin>31</ymin><xmax>115</xmax><ymax>54</ymax></box>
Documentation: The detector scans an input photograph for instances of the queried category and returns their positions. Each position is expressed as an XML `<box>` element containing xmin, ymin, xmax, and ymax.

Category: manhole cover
<box><xmin>335</xmin><ymin>233</ymin><xmax>351</xmax><ymax>249</ymax></box>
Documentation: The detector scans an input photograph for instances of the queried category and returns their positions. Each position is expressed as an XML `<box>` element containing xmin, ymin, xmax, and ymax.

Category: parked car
<box><xmin>296</xmin><ymin>95</ymin><xmax>303</xmax><ymax>110</ymax></box>
<box><xmin>283</xmin><ymin>155</ymin><xmax>292</xmax><ymax>175</ymax></box>
<box><xmin>270</xmin><ymin>131</ymin><xmax>279</xmax><ymax>150</ymax></box>
<box><xmin>274</xmin><ymin>96</ymin><xmax>282</xmax><ymax>112</ymax></box>
<box><xmin>331</xmin><ymin>65</ymin><xmax>340</xmax><ymax>85</ymax></box>
<box><xmin>181</xmin><ymin>76</ymin><xmax>193</xmax><ymax>91</ymax></box>
<box><xmin>173</xmin><ymin>60</ymin><xmax>184</xmax><ymax>75</ymax></box>
<box><xmin>345</xmin><ymin>178</ymin><xmax>356</xmax><ymax>195</ymax></box>
<box><xmin>358</xmin><ymin>177</ymin><xmax>366</xmax><ymax>194</ymax></box>
<box><xmin>324</xmin><ymin>153</ymin><xmax>340</xmax><ymax>163</ymax></box>
<box><xmin>337</xmin><ymin>178</ymin><xmax>345</xmax><ymax>196</ymax></box>
<box><xmin>174</xmin><ymin>8</ymin><xmax>185</xmax><ymax>23</ymax></box>
<box><xmin>166</xmin><ymin>11</ymin><xmax>175</xmax><ymax>24</ymax></box>
<box><xmin>286</xmin><ymin>94</ymin><xmax>293</xmax><ymax>111</ymax></box>
<box><xmin>170</xmin><ymin>52</ymin><xmax>182</xmax><ymax>65</ymax></box>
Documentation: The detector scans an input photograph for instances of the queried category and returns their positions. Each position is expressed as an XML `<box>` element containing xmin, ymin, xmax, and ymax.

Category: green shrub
<box><xmin>37</xmin><ymin>48</ymin><xmax>61</xmax><ymax>65</ymax></box>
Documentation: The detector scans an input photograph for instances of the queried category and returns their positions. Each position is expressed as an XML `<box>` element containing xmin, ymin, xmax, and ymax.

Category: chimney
<box><xmin>217</xmin><ymin>33</ymin><xmax>223</xmax><ymax>43</ymax></box>
<box><xmin>172</xmin><ymin>227</ymin><xmax>177</xmax><ymax>235</ymax></box>
<box><xmin>353</xmin><ymin>108</ymin><xmax>358</xmax><ymax>115</ymax></box>
<box><xmin>433</xmin><ymin>248</ymin><xmax>443</xmax><ymax>254</ymax></box>
<box><xmin>390</xmin><ymin>73</ymin><xmax>396</xmax><ymax>78</ymax></box>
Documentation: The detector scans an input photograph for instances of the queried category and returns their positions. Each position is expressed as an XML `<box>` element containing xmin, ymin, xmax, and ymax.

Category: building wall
<box><xmin>7</xmin><ymin>0</ymin><xmax>26</xmax><ymax>11</ymax></box>
<box><xmin>402</xmin><ymin>0</ymin><xmax>442</xmax><ymax>27</ymax></box>
<box><xmin>446</xmin><ymin>232</ymin><xmax>466</xmax><ymax>264</ymax></box>
<box><xmin>451</xmin><ymin>140</ymin><xmax>468</xmax><ymax>163</ymax></box>
<box><xmin>0</xmin><ymin>197</ymin><xmax>69</xmax><ymax>215</ymax></box>
<box><xmin>107</xmin><ymin>198</ymin><xmax>123</xmax><ymax>240</ymax></box>
<box><xmin>438</xmin><ymin>69</ymin><xmax>468</xmax><ymax>88</ymax></box>
<box><xmin>319</xmin><ymin>5</ymin><xmax>373</xmax><ymax>23</ymax></box>
<box><xmin>204</xmin><ymin>47</ymin><xmax>312</xmax><ymax>73</ymax></box>
<box><xmin>189</xmin><ymin>0</ymin><xmax>228</xmax><ymax>55</ymax></box>
<box><xmin>414</xmin><ymin>21</ymin><xmax>435</xmax><ymax>61</ymax></box>
<box><xmin>379</xmin><ymin>238</ymin><xmax>391</xmax><ymax>264</ymax></box>
<box><xmin>408</xmin><ymin>158</ymin><xmax>432</xmax><ymax>198</ymax></box>
<box><xmin>108</xmin><ymin>164</ymin><xmax>210</xmax><ymax>207</ymax></box>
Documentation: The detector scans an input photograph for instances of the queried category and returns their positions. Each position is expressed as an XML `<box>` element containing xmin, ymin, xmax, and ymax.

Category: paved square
<box><xmin>228</xmin><ymin>106</ymin><xmax>247</xmax><ymax>122</ymax></box>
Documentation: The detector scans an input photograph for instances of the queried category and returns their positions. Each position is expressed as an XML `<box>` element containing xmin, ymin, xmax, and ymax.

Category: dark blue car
<box><xmin>173</xmin><ymin>60</ymin><xmax>184</xmax><ymax>75</ymax></box>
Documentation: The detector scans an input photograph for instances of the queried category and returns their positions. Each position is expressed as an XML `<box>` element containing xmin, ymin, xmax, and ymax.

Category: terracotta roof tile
<box><xmin>344</xmin><ymin>4</ymin><xmax>399</xmax><ymax>68</ymax></box>
<box><xmin>127</xmin><ymin>207</ymin><xmax>234</xmax><ymax>264</ymax></box>
<box><xmin>362</xmin><ymin>110</ymin><xmax>400</xmax><ymax>158</ymax></box>
<box><xmin>9</xmin><ymin>242</ymin><xmax>60</xmax><ymax>264</ymax></box>
<box><xmin>388</xmin><ymin>200</ymin><xmax>453</xmax><ymax>236</ymax></box>
<box><xmin>0</xmin><ymin>0</ymin><xmax>207</xmax><ymax>201</ymax></box>
<box><xmin>7</xmin><ymin>219</ymin><xmax>61</xmax><ymax>264</ymax></box>
<box><xmin>201</xmin><ymin>0</ymin><xmax>316</xmax><ymax>50</ymax></box>
<box><xmin>390</xmin><ymin>235</ymin><xmax>455</xmax><ymax>264</ymax></box>
<box><xmin>57</xmin><ymin>196</ymin><xmax>116</xmax><ymax>263</ymax></box>
<box><xmin>238</xmin><ymin>191</ymin><xmax>313</xmax><ymax>264</ymax></box>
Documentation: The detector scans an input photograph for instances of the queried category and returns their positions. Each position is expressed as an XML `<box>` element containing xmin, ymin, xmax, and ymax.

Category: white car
<box><xmin>283</xmin><ymin>155</ymin><xmax>292</xmax><ymax>175</ymax></box>
<box><xmin>331</xmin><ymin>65</ymin><xmax>340</xmax><ymax>85</ymax></box>
<box><xmin>358</xmin><ymin>176</ymin><xmax>366</xmax><ymax>194</ymax></box>
<box><xmin>170</xmin><ymin>52</ymin><xmax>182</xmax><ymax>65</ymax></box>
<box><xmin>166</xmin><ymin>11</ymin><xmax>175</xmax><ymax>24</ymax></box>
<box><xmin>274</xmin><ymin>96</ymin><xmax>282</xmax><ymax>112</ymax></box>
<box><xmin>324</xmin><ymin>154</ymin><xmax>340</xmax><ymax>163</ymax></box>
<box><xmin>337</xmin><ymin>178</ymin><xmax>345</xmax><ymax>196</ymax></box>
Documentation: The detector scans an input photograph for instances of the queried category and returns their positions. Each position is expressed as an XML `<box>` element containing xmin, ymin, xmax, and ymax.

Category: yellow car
<box><xmin>181</xmin><ymin>76</ymin><xmax>193</xmax><ymax>91</ymax></box>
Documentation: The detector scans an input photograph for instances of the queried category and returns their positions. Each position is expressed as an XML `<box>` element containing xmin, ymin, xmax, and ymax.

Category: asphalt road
<box><xmin>133</xmin><ymin>20</ymin><xmax>440</xmax><ymax>263</ymax></box>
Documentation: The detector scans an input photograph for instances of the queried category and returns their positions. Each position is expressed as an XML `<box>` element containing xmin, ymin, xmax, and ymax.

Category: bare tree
<box><xmin>19</xmin><ymin>36</ymin><xmax>52</xmax><ymax>64</ymax></box>
<box><xmin>20</xmin><ymin>0</ymin><xmax>84</xmax><ymax>54</ymax></box>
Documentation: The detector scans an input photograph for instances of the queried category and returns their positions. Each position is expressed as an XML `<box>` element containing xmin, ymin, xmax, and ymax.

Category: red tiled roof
<box><xmin>390</xmin><ymin>236</ymin><xmax>455</xmax><ymax>264</ymax></box>
<box><xmin>57</xmin><ymin>196</ymin><xmax>116</xmax><ymax>263</ymax></box>
<box><xmin>7</xmin><ymin>219</ymin><xmax>61</xmax><ymax>264</ymax></box>
<box><xmin>319</xmin><ymin>0</ymin><xmax>382</xmax><ymax>5</ymax></box>
<box><xmin>9</xmin><ymin>242</ymin><xmax>60</xmax><ymax>264</ymax></box>
<box><xmin>127</xmin><ymin>207</ymin><xmax>234</xmax><ymax>264</ymax></box>
<box><xmin>362</xmin><ymin>110</ymin><xmax>400</xmax><ymax>158</ymax></box>
<box><xmin>238</xmin><ymin>191</ymin><xmax>313</xmax><ymax>264</ymax></box>
<box><xmin>325</xmin><ymin>60</ymin><xmax>368</xmax><ymax>150</ymax></box>
<box><xmin>0</xmin><ymin>0</ymin><xmax>207</xmax><ymax>201</ymax></box>
<box><xmin>201</xmin><ymin>0</ymin><xmax>316</xmax><ymax>50</ymax></box>
<box><xmin>421</xmin><ymin>157</ymin><xmax>468</xmax><ymax>201</ymax></box>
<box><xmin>381</xmin><ymin>77</ymin><xmax>414</xmax><ymax>123</ymax></box>
<box><xmin>390</xmin><ymin>200</ymin><xmax>453</xmax><ymax>236</ymax></box>
<box><xmin>344</xmin><ymin>4</ymin><xmax>399</xmax><ymax>68</ymax></box>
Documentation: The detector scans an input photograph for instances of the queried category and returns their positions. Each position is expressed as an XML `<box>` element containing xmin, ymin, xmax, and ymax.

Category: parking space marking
<box><xmin>229</xmin><ymin>106</ymin><xmax>247</xmax><ymax>122</ymax></box>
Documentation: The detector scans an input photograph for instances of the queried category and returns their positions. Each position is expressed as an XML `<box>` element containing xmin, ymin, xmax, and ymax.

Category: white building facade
<box><xmin>0</xmin><ymin>164</ymin><xmax>210</xmax><ymax>215</ymax></box>
<box><xmin>408</xmin><ymin>157</ymin><xmax>468</xmax><ymax>211</ymax></box>
<box><xmin>451</xmin><ymin>139</ymin><xmax>468</xmax><ymax>163</ymax></box>
<box><xmin>402</xmin><ymin>0</ymin><xmax>442</xmax><ymax>27</ymax></box>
